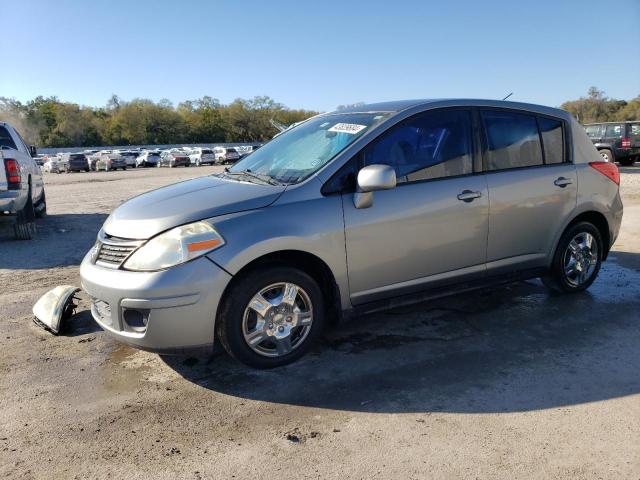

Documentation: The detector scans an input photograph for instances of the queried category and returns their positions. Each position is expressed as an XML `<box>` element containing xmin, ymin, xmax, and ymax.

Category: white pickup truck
<box><xmin>0</xmin><ymin>121</ymin><xmax>46</xmax><ymax>239</ymax></box>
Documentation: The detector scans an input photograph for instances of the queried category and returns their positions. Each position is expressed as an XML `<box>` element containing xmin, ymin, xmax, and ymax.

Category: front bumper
<box><xmin>80</xmin><ymin>254</ymin><xmax>232</xmax><ymax>353</ymax></box>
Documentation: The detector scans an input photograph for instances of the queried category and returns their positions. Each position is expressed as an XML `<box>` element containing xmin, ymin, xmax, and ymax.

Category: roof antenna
<box><xmin>501</xmin><ymin>92</ymin><xmax>513</xmax><ymax>101</ymax></box>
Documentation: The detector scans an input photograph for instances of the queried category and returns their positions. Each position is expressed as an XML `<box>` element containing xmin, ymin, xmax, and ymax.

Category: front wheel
<box><xmin>217</xmin><ymin>267</ymin><xmax>325</xmax><ymax>368</ymax></box>
<box><xmin>542</xmin><ymin>222</ymin><xmax>603</xmax><ymax>293</ymax></box>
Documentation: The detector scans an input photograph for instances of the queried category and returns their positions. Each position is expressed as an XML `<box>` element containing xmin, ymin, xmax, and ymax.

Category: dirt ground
<box><xmin>1</xmin><ymin>165</ymin><xmax>639</xmax><ymax>479</ymax></box>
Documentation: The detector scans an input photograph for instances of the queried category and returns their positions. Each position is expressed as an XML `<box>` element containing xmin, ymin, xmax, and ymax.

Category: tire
<box><xmin>542</xmin><ymin>221</ymin><xmax>603</xmax><ymax>293</ymax></box>
<box><xmin>217</xmin><ymin>266</ymin><xmax>325</xmax><ymax>369</ymax></box>
<box><xmin>599</xmin><ymin>149</ymin><xmax>613</xmax><ymax>163</ymax></box>
<box><xmin>35</xmin><ymin>190</ymin><xmax>47</xmax><ymax>218</ymax></box>
<box><xmin>13</xmin><ymin>188</ymin><xmax>36</xmax><ymax>240</ymax></box>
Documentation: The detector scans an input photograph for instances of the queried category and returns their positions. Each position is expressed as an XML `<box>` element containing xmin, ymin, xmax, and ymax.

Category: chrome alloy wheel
<box><xmin>242</xmin><ymin>282</ymin><xmax>313</xmax><ymax>357</ymax></box>
<box><xmin>563</xmin><ymin>232</ymin><xmax>599</xmax><ymax>287</ymax></box>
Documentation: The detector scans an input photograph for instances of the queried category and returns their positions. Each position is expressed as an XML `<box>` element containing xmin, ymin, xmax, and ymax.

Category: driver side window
<box><xmin>362</xmin><ymin>109</ymin><xmax>473</xmax><ymax>183</ymax></box>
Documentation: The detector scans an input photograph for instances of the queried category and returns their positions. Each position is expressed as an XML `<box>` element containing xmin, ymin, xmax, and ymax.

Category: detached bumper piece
<box><xmin>32</xmin><ymin>285</ymin><xmax>81</xmax><ymax>334</ymax></box>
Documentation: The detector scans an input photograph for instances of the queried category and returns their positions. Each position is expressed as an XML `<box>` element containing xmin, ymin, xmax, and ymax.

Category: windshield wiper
<box><xmin>223</xmin><ymin>169</ymin><xmax>284</xmax><ymax>186</ymax></box>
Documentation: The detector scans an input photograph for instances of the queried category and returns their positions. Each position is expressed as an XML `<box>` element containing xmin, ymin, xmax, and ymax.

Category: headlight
<box><xmin>123</xmin><ymin>221</ymin><xmax>225</xmax><ymax>271</ymax></box>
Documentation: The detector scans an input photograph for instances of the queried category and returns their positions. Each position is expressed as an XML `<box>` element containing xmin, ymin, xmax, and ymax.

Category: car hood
<box><xmin>103</xmin><ymin>175</ymin><xmax>286</xmax><ymax>239</ymax></box>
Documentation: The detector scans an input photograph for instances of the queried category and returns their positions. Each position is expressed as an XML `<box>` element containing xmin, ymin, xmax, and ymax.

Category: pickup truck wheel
<box><xmin>542</xmin><ymin>222</ymin><xmax>602</xmax><ymax>293</ymax></box>
<box><xmin>35</xmin><ymin>191</ymin><xmax>47</xmax><ymax>218</ymax></box>
<box><xmin>217</xmin><ymin>267</ymin><xmax>325</xmax><ymax>368</ymax></box>
<box><xmin>14</xmin><ymin>190</ymin><xmax>36</xmax><ymax>240</ymax></box>
<box><xmin>599</xmin><ymin>149</ymin><xmax>613</xmax><ymax>162</ymax></box>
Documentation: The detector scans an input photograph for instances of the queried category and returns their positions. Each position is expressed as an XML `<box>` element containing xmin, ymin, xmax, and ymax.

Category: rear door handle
<box><xmin>457</xmin><ymin>190</ymin><xmax>482</xmax><ymax>202</ymax></box>
<box><xmin>554</xmin><ymin>177</ymin><xmax>573</xmax><ymax>188</ymax></box>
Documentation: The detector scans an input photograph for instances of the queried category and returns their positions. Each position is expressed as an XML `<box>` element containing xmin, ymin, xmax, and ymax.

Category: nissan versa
<box><xmin>80</xmin><ymin>99</ymin><xmax>623</xmax><ymax>368</ymax></box>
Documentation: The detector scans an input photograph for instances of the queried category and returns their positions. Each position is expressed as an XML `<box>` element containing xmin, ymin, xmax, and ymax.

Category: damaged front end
<box><xmin>32</xmin><ymin>285</ymin><xmax>80</xmax><ymax>334</ymax></box>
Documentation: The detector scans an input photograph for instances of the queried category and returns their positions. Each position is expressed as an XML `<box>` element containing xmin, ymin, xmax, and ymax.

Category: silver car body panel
<box><xmin>81</xmin><ymin>99</ymin><xmax>624</xmax><ymax>352</ymax></box>
<box><xmin>103</xmin><ymin>176</ymin><xmax>286</xmax><ymax>239</ymax></box>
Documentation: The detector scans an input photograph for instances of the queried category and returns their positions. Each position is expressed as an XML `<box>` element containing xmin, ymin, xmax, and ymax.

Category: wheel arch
<box><xmin>216</xmin><ymin>249</ymin><xmax>343</xmax><ymax>329</ymax></box>
<box><xmin>566</xmin><ymin>211</ymin><xmax>611</xmax><ymax>260</ymax></box>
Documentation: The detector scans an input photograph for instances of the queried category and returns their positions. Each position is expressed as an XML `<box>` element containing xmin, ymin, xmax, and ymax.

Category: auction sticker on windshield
<box><xmin>328</xmin><ymin>123</ymin><xmax>367</xmax><ymax>135</ymax></box>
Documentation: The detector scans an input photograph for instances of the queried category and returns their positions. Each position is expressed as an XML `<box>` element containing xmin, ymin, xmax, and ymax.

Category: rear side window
<box><xmin>605</xmin><ymin>124</ymin><xmax>623</xmax><ymax>138</ymax></box>
<box><xmin>363</xmin><ymin>109</ymin><xmax>473</xmax><ymax>182</ymax></box>
<box><xmin>0</xmin><ymin>126</ymin><xmax>18</xmax><ymax>150</ymax></box>
<box><xmin>630</xmin><ymin>124</ymin><xmax>640</xmax><ymax>136</ymax></box>
<box><xmin>538</xmin><ymin>117</ymin><xmax>564</xmax><ymax>164</ymax></box>
<box><xmin>481</xmin><ymin>111</ymin><xmax>543</xmax><ymax>170</ymax></box>
<box><xmin>584</xmin><ymin>125</ymin><xmax>602</xmax><ymax>138</ymax></box>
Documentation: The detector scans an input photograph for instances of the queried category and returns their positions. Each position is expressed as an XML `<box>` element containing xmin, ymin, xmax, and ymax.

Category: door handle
<box><xmin>554</xmin><ymin>177</ymin><xmax>573</xmax><ymax>188</ymax></box>
<box><xmin>457</xmin><ymin>190</ymin><xmax>482</xmax><ymax>202</ymax></box>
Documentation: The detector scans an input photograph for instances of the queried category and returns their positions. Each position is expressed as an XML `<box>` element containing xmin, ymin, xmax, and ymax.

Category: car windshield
<box><xmin>227</xmin><ymin>112</ymin><xmax>390</xmax><ymax>184</ymax></box>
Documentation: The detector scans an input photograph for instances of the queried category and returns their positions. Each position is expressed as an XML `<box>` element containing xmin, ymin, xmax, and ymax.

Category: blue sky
<box><xmin>2</xmin><ymin>0</ymin><xmax>639</xmax><ymax>112</ymax></box>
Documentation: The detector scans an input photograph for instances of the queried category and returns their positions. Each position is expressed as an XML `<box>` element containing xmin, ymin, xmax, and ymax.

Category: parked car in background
<box><xmin>43</xmin><ymin>158</ymin><xmax>62</xmax><ymax>174</ymax></box>
<box><xmin>136</xmin><ymin>150</ymin><xmax>161</xmax><ymax>167</ymax></box>
<box><xmin>239</xmin><ymin>144</ymin><xmax>262</xmax><ymax>159</ymax></box>
<box><xmin>96</xmin><ymin>152</ymin><xmax>127</xmax><ymax>171</ymax></box>
<box><xmin>189</xmin><ymin>147</ymin><xmax>216</xmax><ymax>166</ymax></box>
<box><xmin>60</xmin><ymin>152</ymin><xmax>90</xmax><ymax>172</ymax></box>
<box><xmin>213</xmin><ymin>146</ymin><xmax>240</xmax><ymax>164</ymax></box>
<box><xmin>0</xmin><ymin>121</ymin><xmax>46</xmax><ymax>240</ymax></box>
<box><xmin>115</xmin><ymin>150</ymin><xmax>139</xmax><ymax>168</ymax></box>
<box><xmin>159</xmin><ymin>149</ymin><xmax>190</xmax><ymax>168</ymax></box>
<box><xmin>33</xmin><ymin>154</ymin><xmax>47</xmax><ymax>166</ymax></box>
<box><xmin>87</xmin><ymin>150</ymin><xmax>109</xmax><ymax>170</ymax></box>
<box><xmin>80</xmin><ymin>99</ymin><xmax>623</xmax><ymax>368</ymax></box>
<box><xmin>584</xmin><ymin>121</ymin><xmax>640</xmax><ymax>166</ymax></box>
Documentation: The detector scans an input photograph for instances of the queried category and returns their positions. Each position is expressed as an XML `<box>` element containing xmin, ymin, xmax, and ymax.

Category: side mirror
<box><xmin>354</xmin><ymin>164</ymin><xmax>396</xmax><ymax>209</ymax></box>
<box><xmin>29</xmin><ymin>145</ymin><xmax>37</xmax><ymax>157</ymax></box>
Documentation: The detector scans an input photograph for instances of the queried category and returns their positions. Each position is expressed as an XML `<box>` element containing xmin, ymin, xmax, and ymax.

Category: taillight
<box><xmin>590</xmin><ymin>161</ymin><xmax>620</xmax><ymax>185</ymax></box>
<box><xmin>3</xmin><ymin>158</ymin><xmax>21</xmax><ymax>189</ymax></box>
<box><xmin>621</xmin><ymin>137</ymin><xmax>631</xmax><ymax>149</ymax></box>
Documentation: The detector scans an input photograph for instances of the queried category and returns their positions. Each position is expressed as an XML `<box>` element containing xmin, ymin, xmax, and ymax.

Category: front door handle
<box><xmin>457</xmin><ymin>190</ymin><xmax>482</xmax><ymax>202</ymax></box>
<box><xmin>554</xmin><ymin>177</ymin><xmax>573</xmax><ymax>188</ymax></box>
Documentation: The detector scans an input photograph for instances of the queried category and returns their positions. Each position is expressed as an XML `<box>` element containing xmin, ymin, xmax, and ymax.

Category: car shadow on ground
<box><xmin>162</xmin><ymin>254</ymin><xmax>640</xmax><ymax>414</ymax></box>
<box><xmin>0</xmin><ymin>213</ymin><xmax>107</xmax><ymax>270</ymax></box>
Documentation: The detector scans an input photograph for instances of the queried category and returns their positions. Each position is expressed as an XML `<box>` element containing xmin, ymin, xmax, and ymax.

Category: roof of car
<box><xmin>583</xmin><ymin>120</ymin><xmax>640</xmax><ymax>125</ymax></box>
<box><xmin>330</xmin><ymin>99</ymin><xmax>569</xmax><ymax>119</ymax></box>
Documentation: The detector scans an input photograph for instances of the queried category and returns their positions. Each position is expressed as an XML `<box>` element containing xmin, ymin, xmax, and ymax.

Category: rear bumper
<box><xmin>0</xmin><ymin>190</ymin><xmax>24</xmax><ymax>215</ymax></box>
<box><xmin>80</xmin><ymin>254</ymin><xmax>233</xmax><ymax>353</ymax></box>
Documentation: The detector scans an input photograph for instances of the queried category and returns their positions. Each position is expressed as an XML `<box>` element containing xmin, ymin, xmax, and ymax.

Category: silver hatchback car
<box><xmin>81</xmin><ymin>99</ymin><xmax>623</xmax><ymax>368</ymax></box>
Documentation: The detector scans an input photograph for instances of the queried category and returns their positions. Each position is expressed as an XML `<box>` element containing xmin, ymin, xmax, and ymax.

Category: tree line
<box><xmin>560</xmin><ymin>87</ymin><xmax>639</xmax><ymax>124</ymax></box>
<box><xmin>1</xmin><ymin>88</ymin><xmax>638</xmax><ymax>148</ymax></box>
<box><xmin>0</xmin><ymin>95</ymin><xmax>318</xmax><ymax>148</ymax></box>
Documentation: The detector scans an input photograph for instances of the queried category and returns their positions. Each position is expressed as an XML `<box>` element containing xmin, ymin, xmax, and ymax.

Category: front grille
<box><xmin>95</xmin><ymin>233</ymin><xmax>143</xmax><ymax>269</ymax></box>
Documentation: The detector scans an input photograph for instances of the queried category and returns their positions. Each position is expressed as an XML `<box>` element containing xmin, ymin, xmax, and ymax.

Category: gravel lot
<box><xmin>1</xmin><ymin>166</ymin><xmax>639</xmax><ymax>479</ymax></box>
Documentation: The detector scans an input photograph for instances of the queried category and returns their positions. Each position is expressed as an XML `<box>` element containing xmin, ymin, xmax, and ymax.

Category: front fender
<box><xmin>206</xmin><ymin>195</ymin><xmax>351</xmax><ymax>309</ymax></box>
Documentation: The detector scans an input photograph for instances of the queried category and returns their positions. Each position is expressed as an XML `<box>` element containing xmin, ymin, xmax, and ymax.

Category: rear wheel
<box><xmin>217</xmin><ymin>267</ymin><xmax>325</xmax><ymax>368</ymax></box>
<box><xmin>542</xmin><ymin>222</ymin><xmax>602</xmax><ymax>293</ymax></box>
<box><xmin>599</xmin><ymin>149</ymin><xmax>613</xmax><ymax>163</ymax></box>
<box><xmin>35</xmin><ymin>190</ymin><xmax>47</xmax><ymax>218</ymax></box>
<box><xmin>14</xmin><ymin>188</ymin><xmax>36</xmax><ymax>240</ymax></box>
